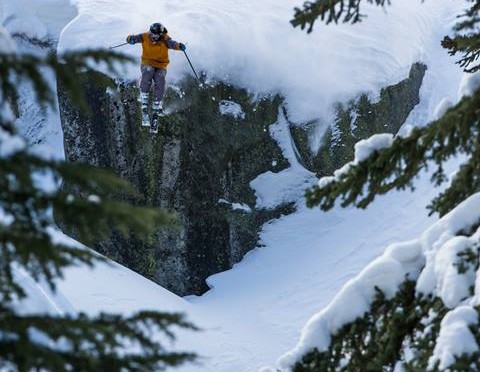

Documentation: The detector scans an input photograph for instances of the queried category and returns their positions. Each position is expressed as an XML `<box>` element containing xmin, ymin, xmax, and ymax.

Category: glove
<box><xmin>126</xmin><ymin>35</ymin><xmax>136</xmax><ymax>45</ymax></box>
<box><xmin>179</xmin><ymin>43</ymin><xmax>186</xmax><ymax>51</ymax></box>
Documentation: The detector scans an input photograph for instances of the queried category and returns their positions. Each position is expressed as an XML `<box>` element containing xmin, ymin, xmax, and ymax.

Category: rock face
<box><xmin>290</xmin><ymin>63</ymin><xmax>427</xmax><ymax>177</ymax></box>
<box><xmin>59</xmin><ymin>74</ymin><xmax>291</xmax><ymax>295</ymax></box>
<box><xmin>58</xmin><ymin>63</ymin><xmax>426</xmax><ymax>295</ymax></box>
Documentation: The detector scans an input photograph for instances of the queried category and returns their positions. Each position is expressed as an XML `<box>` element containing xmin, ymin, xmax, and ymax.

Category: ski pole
<box><xmin>183</xmin><ymin>50</ymin><xmax>199</xmax><ymax>81</ymax></box>
<box><xmin>109</xmin><ymin>42</ymin><xmax>128</xmax><ymax>50</ymax></box>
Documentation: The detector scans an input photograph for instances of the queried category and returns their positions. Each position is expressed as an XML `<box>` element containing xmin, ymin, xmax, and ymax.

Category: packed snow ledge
<box><xmin>57</xmin><ymin>0</ymin><xmax>464</xmax><ymax>132</ymax></box>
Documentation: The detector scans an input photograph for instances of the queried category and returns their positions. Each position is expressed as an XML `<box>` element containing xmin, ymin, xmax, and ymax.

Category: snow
<box><xmin>0</xmin><ymin>25</ymin><xmax>16</xmax><ymax>52</ymax></box>
<box><xmin>0</xmin><ymin>25</ymin><xmax>17</xmax><ymax>121</ymax></box>
<box><xmin>15</xmin><ymin>227</ymin><xmax>200</xmax><ymax>325</ymax></box>
<box><xmin>278</xmin><ymin>193</ymin><xmax>480</xmax><ymax>370</ymax></box>
<box><xmin>277</xmin><ymin>238</ymin><xmax>424</xmax><ymax>369</ymax></box>
<box><xmin>219</xmin><ymin>100</ymin><xmax>245</xmax><ymax>120</ymax></box>
<box><xmin>58</xmin><ymin>255</ymin><xmax>193</xmax><ymax>317</ymax></box>
<box><xmin>431</xmin><ymin>236</ymin><xmax>476</xmax><ymax>308</ymax></box>
<box><xmin>354</xmin><ymin>133</ymin><xmax>394</xmax><ymax>163</ymax></box>
<box><xmin>458</xmin><ymin>71</ymin><xmax>480</xmax><ymax>98</ymax></box>
<box><xmin>192</xmin><ymin>171</ymin><xmax>441</xmax><ymax>371</ymax></box>
<box><xmin>420</xmin><ymin>193</ymin><xmax>480</xmax><ymax>251</ymax></box>
<box><xmin>57</xmin><ymin>0</ymin><xmax>465</xmax><ymax>140</ymax></box>
<box><xmin>1</xmin><ymin>0</ymin><xmax>77</xmax><ymax>40</ymax></box>
<box><xmin>218</xmin><ymin>199</ymin><xmax>252</xmax><ymax>213</ymax></box>
<box><xmin>13</xmin><ymin>267</ymin><xmax>76</xmax><ymax>316</ymax></box>
<box><xmin>433</xmin><ymin>97</ymin><xmax>453</xmax><ymax>120</ymax></box>
<box><xmin>428</xmin><ymin>306</ymin><xmax>479</xmax><ymax>370</ymax></box>
<box><xmin>4</xmin><ymin>0</ymin><xmax>475</xmax><ymax>371</ymax></box>
<box><xmin>1</xmin><ymin>1</ymin><xmax>72</xmax><ymax>160</ymax></box>
<box><xmin>0</xmin><ymin>127</ymin><xmax>26</xmax><ymax>157</ymax></box>
<box><xmin>0</xmin><ymin>1</ymin><xmax>48</xmax><ymax>40</ymax></box>
<box><xmin>11</xmin><ymin>229</ymin><xmax>203</xmax><ymax>361</ymax></box>
<box><xmin>316</xmin><ymin>133</ymin><xmax>394</xmax><ymax>189</ymax></box>
<box><xmin>87</xmin><ymin>194</ymin><xmax>101</xmax><ymax>203</ymax></box>
<box><xmin>0</xmin><ymin>208</ymin><xmax>14</xmax><ymax>226</ymax></box>
<box><xmin>416</xmin><ymin>194</ymin><xmax>480</xmax><ymax>304</ymax></box>
<box><xmin>250</xmin><ymin>109</ymin><xmax>317</xmax><ymax>209</ymax></box>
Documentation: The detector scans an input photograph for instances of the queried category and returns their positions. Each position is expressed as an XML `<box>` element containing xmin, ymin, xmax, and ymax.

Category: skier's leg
<box><xmin>140</xmin><ymin>64</ymin><xmax>155</xmax><ymax>94</ymax></box>
<box><xmin>139</xmin><ymin>64</ymin><xmax>155</xmax><ymax>126</ymax></box>
<box><xmin>152</xmin><ymin>68</ymin><xmax>167</xmax><ymax>116</ymax></box>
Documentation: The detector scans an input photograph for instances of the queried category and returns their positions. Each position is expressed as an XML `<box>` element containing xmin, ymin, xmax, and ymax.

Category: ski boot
<box><xmin>153</xmin><ymin>100</ymin><xmax>165</xmax><ymax>116</ymax></box>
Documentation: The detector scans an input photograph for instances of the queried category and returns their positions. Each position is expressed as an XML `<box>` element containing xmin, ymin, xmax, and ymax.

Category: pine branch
<box><xmin>0</xmin><ymin>50</ymin><xmax>132</xmax><ymax>114</ymax></box>
<box><xmin>291</xmin><ymin>0</ymin><xmax>480</xmax><ymax>74</ymax></box>
<box><xmin>442</xmin><ymin>0</ymin><xmax>480</xmax><ymax>72</ymax></box>
<box><xmin>442</xmin><ymin>33</ymin><xmax>480</xmax><ymax>73</ymax></box>
<box><xmin>0</xmin><ymin>46</ymin><xmax>195</xmax><ymax>370</ymax></box>
<box><xmin>0</xmin><ymin>306</ymin><xmax>197</xmax><ymax>372</ymax></box>
<box><xmin>0</xmin><ymin>150</ymin><xmax>178</xmax><ymax>301</ymax></box>
<box><xmin>428</xmin><ymin>145</ymin><xmax>480</xmax><ymax>215</ymax></box>
<box><xmin>291</xmin><ymin>0</ymin><xmax>388</xmax><ymax>32</ymax></box>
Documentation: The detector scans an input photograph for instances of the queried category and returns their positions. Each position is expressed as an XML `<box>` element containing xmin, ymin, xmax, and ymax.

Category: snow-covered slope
<box><xmin>1</xmin><ymin>0</ymin><xmax>76</xmax><ymax>41</ymax></box>
<box><xmin>2</xmin><ymin>0</ymin><xmax>472</xmax><ymax>371</ymax></box>
<box><xmin>275</xmin><ymin>71</ymin><xmax>480</xmax><ymax>371</ymax></box>
<box><xmin>58</xmin><ymin>0</ymin><xmax>464</xmax><ymax>133</ymax></box>
<box><xmin>277</xmin><ymin>192</ymin><xmax>480</xmax><ymax>370</ymax></box>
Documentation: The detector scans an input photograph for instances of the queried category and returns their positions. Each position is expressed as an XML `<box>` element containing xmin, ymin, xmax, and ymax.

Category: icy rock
<box><xmin>219</xmin><ymin>100</ymin><xmax>245</xmax><ymax>120</ymax></box>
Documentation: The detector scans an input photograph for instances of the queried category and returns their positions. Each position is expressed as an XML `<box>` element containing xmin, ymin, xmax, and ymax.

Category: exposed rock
<box><xmin>58</xmin><ymin>62</ymin><xmax>426</xmax><ymax>296</ymax></box>
<box><xmin>58</xmin><ymin>73</ymin><xmax>291</xmax><ymax>295</ymax></box>
<box><xmin>290</xmin><ymin>63</ymin><xmax>427</xmax><ymax>177</ymax></box>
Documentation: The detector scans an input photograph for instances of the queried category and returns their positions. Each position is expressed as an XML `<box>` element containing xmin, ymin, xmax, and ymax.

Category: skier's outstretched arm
<box><xmin>165</xmin><ymin>36</ymin><xmax>186</xmax><ymax>51</ymax></box>
<box><xmin>126</xmin><ymin>34</ymin><xmax>143</xmax><ymax>44</ymax></box>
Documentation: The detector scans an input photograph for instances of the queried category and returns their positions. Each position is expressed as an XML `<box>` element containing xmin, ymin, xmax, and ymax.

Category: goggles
<box><xmin>150</xmin><ymin>32</ymin><xmax>163</xmax><ymax>41</ymax></box>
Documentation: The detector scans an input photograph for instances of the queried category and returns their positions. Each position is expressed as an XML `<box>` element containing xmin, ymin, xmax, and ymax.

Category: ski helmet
<box><xmin>150</xmin><ymin>22</ymin><xmax>167</xmax><ymax>35</ymax></box>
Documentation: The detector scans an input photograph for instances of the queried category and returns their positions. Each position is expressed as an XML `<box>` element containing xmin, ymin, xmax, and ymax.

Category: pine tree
<box><xmin>288</xmin><ymin>1</ymin><xmax>480</xmax><ymax>371</ymax></box>
<box><xmin>292</xmin><ymin>0</ymin><xmax>388</xmax><ymax>32</ymax></box>
<box><xmin>0</xmin><ymin>33</ymin><xmax>196</xmax><ymax>371</ymax></box>
<box><xmin>290</xmin><ymin>0</ymin><xmax>480</xmax><ymax>217</ymax></box>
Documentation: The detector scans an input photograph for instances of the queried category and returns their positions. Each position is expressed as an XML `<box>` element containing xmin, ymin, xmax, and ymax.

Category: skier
<box><xmin>126</xmin><ymin>22</ymin><xmax>186</xmax><ymax>130</ymax></box>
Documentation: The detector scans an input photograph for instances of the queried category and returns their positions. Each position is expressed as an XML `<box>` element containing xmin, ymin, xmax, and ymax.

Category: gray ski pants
<box><xmin>139</xmin><ymin>64</ymin><xmax>167</xmax><ymax>102</ymax></box>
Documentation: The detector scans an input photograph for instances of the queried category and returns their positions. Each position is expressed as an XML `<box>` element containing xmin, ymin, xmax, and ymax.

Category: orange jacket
<box><xmin>138</xmin><ymin>32</ymin><xmax>181</xmax><ymax>69</ymax></box>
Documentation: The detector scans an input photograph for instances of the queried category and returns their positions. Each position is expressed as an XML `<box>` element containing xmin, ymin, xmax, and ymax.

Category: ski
<box><xmin>150</xmin><ymin>111</ymin><xmax>159</xmax><ymax>134</ymax></box>
<box><xmin>141</xmin><ymin>107</ymin><xmax>150</xmax><ymax>127</ymax></box>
